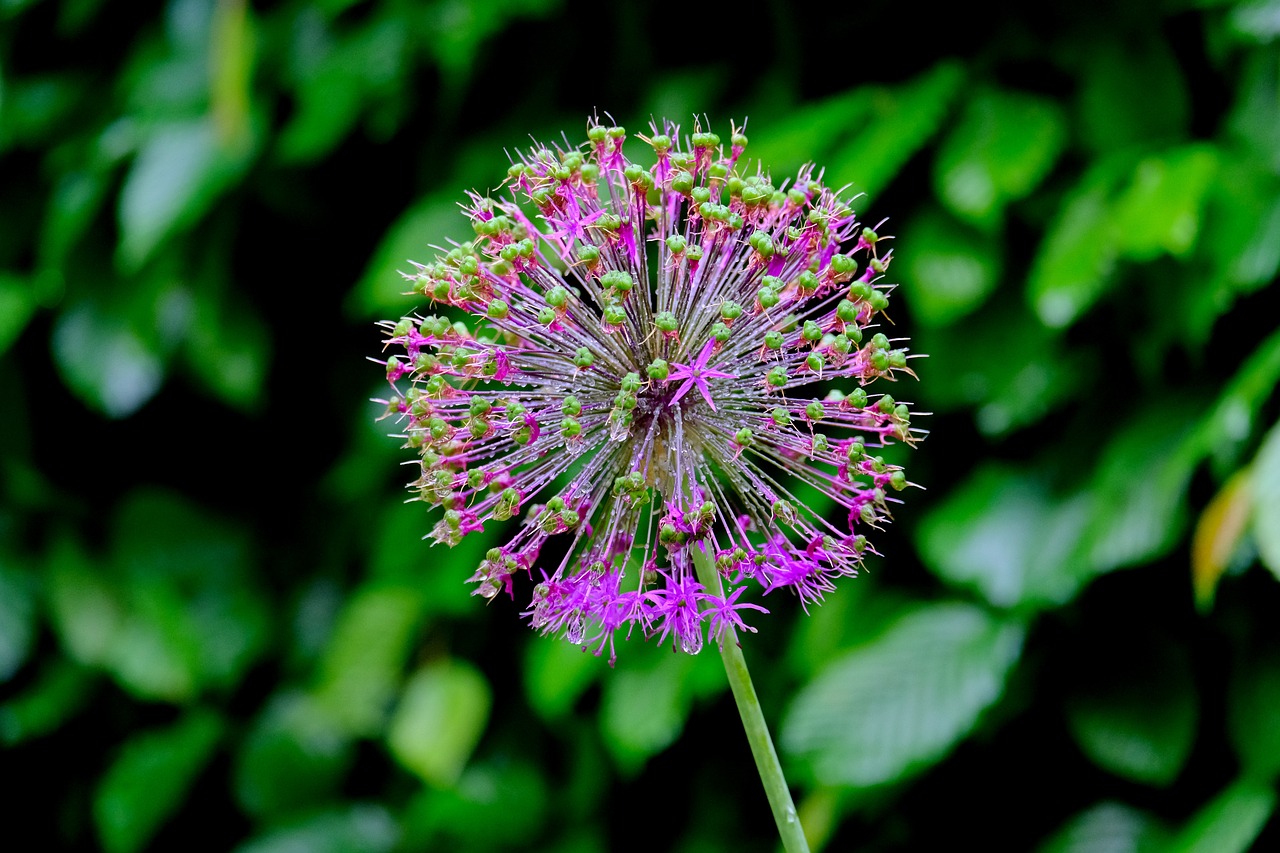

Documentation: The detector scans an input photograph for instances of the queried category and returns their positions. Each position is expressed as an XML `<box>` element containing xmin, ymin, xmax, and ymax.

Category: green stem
<box><xmin>692</xmin><ymin>545</ymin><xmax>810</xmax><ymax>853</ymax></box>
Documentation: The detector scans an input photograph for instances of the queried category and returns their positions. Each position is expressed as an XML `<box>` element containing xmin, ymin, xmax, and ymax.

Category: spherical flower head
<box><xmin>376</xmin><ymin>116</ymin><xmax>924</xmax><ymax>664</ymax></box>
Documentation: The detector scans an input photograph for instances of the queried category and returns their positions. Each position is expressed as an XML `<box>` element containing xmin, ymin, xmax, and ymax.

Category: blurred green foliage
<box><xmin>2</xmin><ymin>0</ymin><xmax>1280</xmax><ymax>850</ymax></box>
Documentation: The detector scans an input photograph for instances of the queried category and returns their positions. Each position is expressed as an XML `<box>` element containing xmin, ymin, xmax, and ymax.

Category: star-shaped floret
<box><xmin>667</xmin><ymin>340</ymin><xmax>734</xmax><ymax>410</ymax></box>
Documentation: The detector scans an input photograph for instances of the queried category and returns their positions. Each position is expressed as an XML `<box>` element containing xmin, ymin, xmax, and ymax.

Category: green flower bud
<box><xmin>609</xmin><ymin>272</ymin><xmax>637</xmax><ymax>295</ymax></box>
<box><xmin>602</xmin><ymin>304</ymin><xmax>626</xmax><ymax>326</ymax></box>
<box><xmin>546</xmin><ymin>286</ymin><xmax>569</xmax><ymax>308</ymax></box>
<box><xmin>831</xmin><ymin>254</ymin><xmax>857</xmax><ymax>275</ymax></box>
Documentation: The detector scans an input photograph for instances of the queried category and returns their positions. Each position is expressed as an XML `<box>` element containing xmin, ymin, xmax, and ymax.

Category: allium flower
<box><xmin>377</xmin><ymin>117</ymin><xmax>922</xmax><ymax>663</ymax></box>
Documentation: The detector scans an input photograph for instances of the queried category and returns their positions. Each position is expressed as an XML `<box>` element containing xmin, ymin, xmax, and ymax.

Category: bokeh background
<box><xmin>3</xmin><ymin>0</ymin><xmax>1280</xmax><ymax>850</ymax></box>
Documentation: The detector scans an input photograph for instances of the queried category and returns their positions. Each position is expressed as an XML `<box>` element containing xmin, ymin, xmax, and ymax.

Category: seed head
<box><xmin>377</xmin><ymin>116</ymin><xmax>923</xmax><ymax>663</ymax></box>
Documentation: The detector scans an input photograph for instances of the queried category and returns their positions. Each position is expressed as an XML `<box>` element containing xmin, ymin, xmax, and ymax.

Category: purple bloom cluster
<box><xmin>377</xmin><ymin>117</ymin><xmax>923</xmax><ymax>662</ymax></box>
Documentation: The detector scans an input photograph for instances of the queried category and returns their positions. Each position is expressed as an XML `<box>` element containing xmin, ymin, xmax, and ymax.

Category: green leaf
<box><xmin>1230</xmin><ymin>1</ymin><xmax>1280</xmax><ymax>44</ymax></box>
<box><xmin>524</xmin><ymin>634</ymin><xmax>602</xmax><ymax>721</ymax></box>
<box><xmin>0</xmin><ymin>273</ymin><xmax>35</xmax><ymax>357</ymax></box>
<box><xmin>1168</xmin><ymin>778</ymin><xmax>1276</xmax><ymax>853</ymax></box>
<box><xmin>1228</xmin><ymin>48</ymin><xmax>1280</xmax><ymax>172</ymax></box>
<box><xmin>415</xmin><ymin>0</ymin><xmax>557</xmax><ymax>82</ymax></box>
<box><xmin>916</xmin><ymin>465</ymin><xmax>1092</xmax><ymax>611</ymax></box>
<box><xmin>104</xmin><ymin>587</ymin><xmax>201</xmax><ymax>701</ymax></box>
<box><xmin>0</xmin><ymin>73</ymin><xmax>84</xmax><ymax>149</ymax></box>
<box><xmin>0</xmin><ymin>658</ymin><xmax>95</xmax><ymax>746</ymax></box>
<box><xmin>1196</xmin><ymin>326</ymin><xmax>1280</xmax><ymax>476</ymax></box>
<box><xmin>1251</xmin><ymin>418</ymin><xmax>1280</xmax><ymax>579</ymax></box>
<box><xmin>387</xmin><ymin>659</ymin><xmax>491</xmax><ymax>788</ymax></box>
<box><xmin>368</xmin><ymin>497</ymin><xmax>484</xmax><ymax>616</ymax></box>
<box><xmin>781</xmin><ymin>602</ymin><xmax>1024</xmax><ymax>787</ymax></box>
<box><xmin>1083</xmin><ymin>405</ymin><xmax>1203</xmax><ymax>574</ymax></box>
<box><xmin>1066</xmin><ymin>640</ymin><xmax>1197</xmax><ymax>786</ymax></box>
<box><xmin>38</xmin><ymin>169</ymin><xmax>110</xmax><ymax>270</ymax></box>
<box><xmin>826</xmin><ymin>61</ymin><xmax>966</xmax><ymax>203</ymax></box>
<box><xmin>276</xmin><ymin>25</ymin><xmax>366</xmax><ymax>164</ymax></box>
<box><xmin>184</xmin><ymin>289</ymin><xmax>270</xmax><ymax>410</ymax></box>
<box><xmin>600</xmin><ymin>649</ymin><xmax>698</xmax><ymax>774</ymax></box>
<box><xmin>233</xmin><ymin>805</ymin><xmax>399</xmax><ymax>853</ymax></box>
<box><xmin>1229</xmin><ymin>646</ymin><xmax>1280</xmax><ymax>780</ymax></box>
<box><xmin>52</xmin><ymin>303</ymin><xmax>166</xmax><ymax>418</ymax></box>
<box><xmin>1038</xmin><ymin>802</ymin><xmax>1167</xmax><ymax>853</ymax></box>
<box><xmin>1027</xmin><ymin>155</ymin><xmax>1129</xmax><ymax>328</ymax></box>
<box><xmin>106</xmin><ymin>490</ymin><xmax>268</xmax><ymax>699</ymax></box>
<box><xmin>642</xmin><ymin>69</ymin><xmax>730</xmax><ymax>135</ymax></box>
<box><xmin>312</xmin><ymin>585</ymin><xmax>423</xmax><ymax>736</ymax></box>
<box><xmin>1200</xmin><ymin>160</ymin><xmax>1280</xmax><ymax>297</ymax></box>
<box><xmin>403</xmin><ymin>761</ymin><xmax>549</xmax><ymax>849</ymax></box>
<box><xmin>117</xmin><ymin>116</ymin><xmax>255</xmax><ymax>271</ymax></box>
<box><xmin>785</xmin><ymin>582</ymin><xmax>915</xmax><ymax>680</ymax></box>
<box><xmin>93</xmin><ymin>710</ymin><xmax>223</xmax><ymax>853</ymax></box>
<box><xmin>46</xmin><ymin>536</ymin><xmax>123</xmax><ymax>665</ymax></box>
<box><xmin>745</xmin><ymin>88</ymin><xmax>872</xmax><ymax>180</ymax></box>
<box><xmin>915</xmin><ymin>303</ymin><xmax>1086</xmax><ymax>435</ymax></box>
<box><xmin>933</xmin><ymin>88</ymin><xmax>1067</xmax><ymax>229</ymax></box>
<box><xmin>45</xmin><ymin>492</ymin><xmax>267</xmax><ymax>701</ymax></box>
<box><xmin>233</xmin><ymin>691</ymin><xmax>354</xmax><ymax>820</ymax></box>
<box><xmin>899</xmin><ymin>208</ymin><xmax>1002</xmax><ymax>327</ymax></box>
<box><xmin>0</xmin><ymin>560</ymin><xmax>36</xmax><ymax>681</ymax></box>
<box><xmin>1112</xmin><ymin>145</ymin><xmax>1218</xmax><ymax>261</ymax></box>
<box><xmin>1076</xmin><ymin>36</ymin><xmax>1189</xmax><ymax>152</ymax></box>
<box><xmin>349</xmin><ymin>192</ymin><xmax>474</xmax><ymax>319</ymax></box>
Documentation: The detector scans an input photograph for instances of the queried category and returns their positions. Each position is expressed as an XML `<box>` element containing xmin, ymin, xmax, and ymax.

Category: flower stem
<box><xmin>692</xmin><ymin>546</ymin><xmax>810</xmax><ymax>853</ymax></box>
